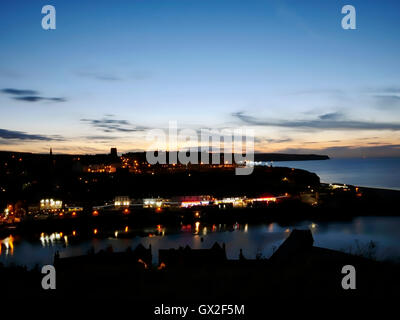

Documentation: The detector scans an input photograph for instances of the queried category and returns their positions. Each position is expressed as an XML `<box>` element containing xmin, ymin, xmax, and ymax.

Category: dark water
<box><xmin>1</xmin><ymin>217</ymin><xmax>400</xmax><ymax>268</ymax></box>
<box><xmin>273</xmin><ymin>157</ymin><xmax>400</xmax><ymax>190</ymax></box>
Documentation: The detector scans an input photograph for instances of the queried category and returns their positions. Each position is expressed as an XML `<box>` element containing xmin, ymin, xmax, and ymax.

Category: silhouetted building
<box><xmin>269</xmin><ymin>229</ymin><xmax>314</xmax><ymax>264</ymax></box>
<box><xmin>54</xmin><ymin>243</ymin><xmax>152</xmax><ymax>269</ymax></box>
<box><xmin>158</xmin><ymin>242</ymin><xmax>227</xmax><ymax>267</ymax></box>
<box><xmin>110</xmin><ymin>147</ymin><xmax>118</xmax><ymax>158</ymax></box>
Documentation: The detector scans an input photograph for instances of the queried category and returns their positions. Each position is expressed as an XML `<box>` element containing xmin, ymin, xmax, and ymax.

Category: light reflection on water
<box><xmin>0</xmin><ymin>235</ymin><xmax>14</xmax><ymax>256</ymax></box>
<box><xmin>1</xmin><ymin>216</ymin><xmax>400</xmax><ymax>268</ymax></box>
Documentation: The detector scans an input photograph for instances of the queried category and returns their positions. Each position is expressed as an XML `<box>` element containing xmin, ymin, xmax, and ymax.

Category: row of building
<box><xmin>31</xmin><ymin>194</ymin><xmax>285</xmax><ymax>215</ymax></box>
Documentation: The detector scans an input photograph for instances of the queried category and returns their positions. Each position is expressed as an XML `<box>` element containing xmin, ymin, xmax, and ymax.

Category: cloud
<box><xmin>375</xmin><ymin>95</ymin><xmax>400</xmax><ymax>101</ymax></box>
<box><xmin>278</xmin><ymin>144</ymin><xmax>400</xmax><ymax>158</ymax></box>
<box><xmin>0</xmin><ymin>128</ymin><xmax>64</xmax><ymax>141</ymax></box>
<box><xmin>318</xmin><ymin>112</ymin><xmax>344</xmax><ymax>121</ymax></box>
<box><xmin>1</xmin><ymin>88</ymin><xmax>38</xmax><ymax>96</ymax></box>
<box><xmin>1</xmin><ymin>88</ymin><xmax>66</xmax><ymax>103</ymax></box>
<box><xmin>379</xmin><ymin>87</ymin><xmax>400</xmax><ymax>94</ymax></box>
<box><xmin>84</xmin><ymin>135</ymin><xmax>120</xmax><ymax>140</ymax></box>
<box><xmin>81</xmin><ymin>115</ymin><xmax>148</xmax><ymax>133</ymax></box>
<box><xmin>232</xmin><ymin>111</ymin><xmax>400</xmax><ymax>131</ymax></box>
<box><xmin>76</xmin><ymin>69</ymin><xmax>152</xmax><ymax>82</ymax></box>
<box><xmin>76</xmin><ymin>71</ymin><xmax>121</xmax><ymax>81</ymax></box>
<box><xmin>292</xmin><ymin>89</ymin><xmax>345</xmax><ymax>96</ymax></box>
<box><xmin>14</xmin><ymin>96</ymin><xmax>66</xmax><ymax>102</ymax></box>
<box><xmin>255</xmin><ymin>137</ymin><xmax>293</xmax><ymax>143</ymax></box>
<box><xmin>374</xmin><ymin>95</ymin><xmax>400</xmax><ymax>109</ymax></box>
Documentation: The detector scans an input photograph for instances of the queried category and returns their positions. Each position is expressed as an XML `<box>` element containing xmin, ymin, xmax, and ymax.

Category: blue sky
<box><xmin>0</xmin><ymin>0</ymin><xmax>400</xmax><ymax>157</ymax></box>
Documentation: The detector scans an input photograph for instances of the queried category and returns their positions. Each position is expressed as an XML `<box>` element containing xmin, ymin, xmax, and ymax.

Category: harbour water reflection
<box><xmin>1</xmin><ymin>216</ymin><xmax>400</xmax><ymax>268</ymax></box>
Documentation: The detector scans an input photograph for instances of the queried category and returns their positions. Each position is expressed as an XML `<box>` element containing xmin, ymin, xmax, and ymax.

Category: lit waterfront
<box><xmin>2</xmin><ymin>216</ymin><xmax>400</xmax><ymax>268</ymax></box>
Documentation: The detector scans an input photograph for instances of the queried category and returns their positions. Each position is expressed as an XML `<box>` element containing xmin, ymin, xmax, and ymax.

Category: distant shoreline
<box><xmin>357</xmin><ymin>185</ymin><xmax>400</xmax><ymax>196</ymax></box>
<box><xmin>320</xmin><ymin>182</ymin><xmax>400</xmax><ymax>192</ymax></box>
<box><xmin>0</xmin><ymin>149</ymin><xmax>330</xmax><ymax>162</ymax></box>
<box><xmin>272</xmin><ymin>157</ymin><xmax>400</xmax><ymax>191</ymax></box>
<box><xmin>254</xmin><ymin>153</ymin><xmax>329</xmax><ymax>162</ymax></box>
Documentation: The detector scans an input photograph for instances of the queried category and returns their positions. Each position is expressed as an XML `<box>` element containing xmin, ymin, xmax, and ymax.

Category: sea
<box><xmin>272</xmin><ymin>157</ymin><xmax>400</xmax><ymax>190</ymax></box>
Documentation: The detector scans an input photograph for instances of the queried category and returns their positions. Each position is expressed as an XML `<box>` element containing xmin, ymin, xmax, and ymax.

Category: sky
<box><xmin>0</xmin><ymin>0</ymin><xmax>400</xmax><ymax>157</ymax></box>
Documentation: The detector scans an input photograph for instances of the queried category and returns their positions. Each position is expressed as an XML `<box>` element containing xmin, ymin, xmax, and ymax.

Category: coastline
<box><xmin>322</xmin><ymin>183</ymin><xmax>400</xmax><ymax>193</ymax></box>
<box><xmin>322</xmin><ymin>182</ymin><xmax>400</xmax><ymax>192</ymax></box>
<box><xmin>273</xmin><ymin>157</ymin><xmax>400</xmax><ymax>191</ymax></box>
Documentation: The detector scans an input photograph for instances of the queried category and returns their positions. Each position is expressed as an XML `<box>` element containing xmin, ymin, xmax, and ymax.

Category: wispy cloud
<box><xmin>81</xmin><ymin>115</ymin><xmax>148</xmax><ymax>133</ymax></box>
<box><xmin>1</xmin><ymin>88</ymin><xmax>66</xmax><ymax>103</ymax></box>
<box><xmin>318</xmin><ymin>112</ymin><xmax>344</xmax><ymax>121</ymax></box>
<box><xmin>83</xmin><ymin>135</ymin><xmax>120</xmax><ymax>140</ymax></box>
<box><xmin>14</xmin><ymin>96</ymin><xmax>66</xmax><ymax>102</ymax></box>
<box><xmin>379</xmin><ymin>87</ymin><xmax>400</xmax><ymax>94</ymax></box>
<box><xmin>279</xmin><ymin>144</ymin><xmax>400</xmax><ymax>158</ymax></box>
<box><xmin>76</xmin><ymin>71</ymin><xmax>121</xmax><ymax>81</ymax></box>
<box><xmin>373</xmin><ymin>95</ymin><xmax>400</xmax><ymax>110</ymax></box>
<box><xmin>232</xmin><ymin>111</ymin><xmax>400</xmax><ymax>131</ymax></box>
<box><xmin>0</xmin><ymin>128</ymin><xmax>64</xmax><ymax>141</ymax></box>
<box><xmin>375</xmin><ymin>95</ymin><xmax>400</xmax><ymax>101</ymax></box>
<box><xmin>1</xmin><ymin>88</ymin><xmax>38</xmax><ymax>96</ymax></box>
<box><xmin>76</xmin><ymin>70</ymin><xmax>152</xmax><ymax>82</ymax></box>
<box><xmin>292</xmin><ymin>89</ymin><xmax>345</xmax><ymax>96</ymax></box>
<box><xmin>255</xmin><ymin>137</ymin><xmax>293</xmax><ymax>143</ymax></box>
